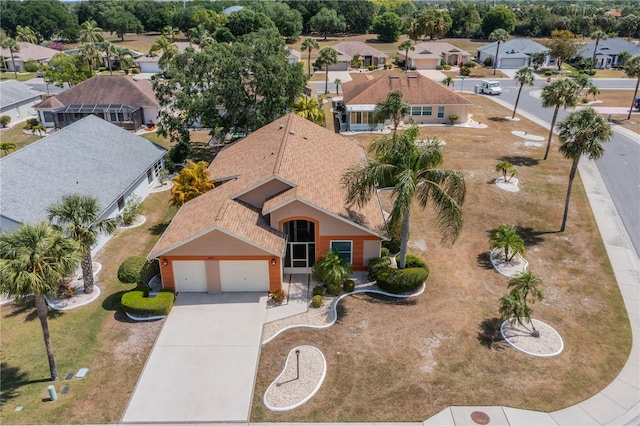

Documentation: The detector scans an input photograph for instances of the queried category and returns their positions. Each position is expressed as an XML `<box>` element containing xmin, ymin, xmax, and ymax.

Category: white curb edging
<box><xmin>489</xmin><ymin>249</ymin><xmax>529</xmax><ymax>278</ymax></box>
<box><xmin>125</xmin><ymin>311</ymin><xmax>167</xmax><ymax>321</ymax></box>
<box><xmin>46</xmin><ymin>285</ymin><xmax>101</xmax><ymax>311</ymax></box>
<box><xmin>500</xmin><ymin>318</ymin><xmax>564</xmax><ymax>357</ymax></box>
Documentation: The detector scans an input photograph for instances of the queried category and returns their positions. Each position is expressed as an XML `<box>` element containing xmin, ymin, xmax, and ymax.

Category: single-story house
<box><xmin>323</xmin><ymin>41</ymin><xmax>388</xmax><ymax>71</ymax></box>
<box><xmin>398</xmin><ymin>42</ymin><xmax>471</xmax><ymax>69</ymax></box>
<box><xmin>135</xmin><ymin>42</ymin><xmax>197</xmax><ymax>74</ymax></box>
<box><xmin>0</xmin><ymin>115</ymin><xmax>166</xmax><ymax>254</ymax></box>
<box><xmin>35</xmin><ymin>75</ymin><xmax>159</xmax><ymax>129</ymax></box>
<box><xmin>578</xmin><ymin>38</ymin><xmax>640</xmax><ymax>69</ymax></box>
<box><xmin>149</xmin><ymin>113</ymin><xmax>386</xmax><ymax>294</ymax></box>
<box><xmin>476</xmin><ymin>39</ymin><xmax>550</xmax><ymax>69</ymax></box>
<box><xmin>288</xmin><ymin>48</ymin><xmax>301</xmax><ymax>65</ymax></box>
<box><xmin>1</xmin><ymin>42</ymin><xmax>59</xmax><ymax>72</ymax></box>
<box><xmin>340</xmin><ymin>73</ymin><xmax>472</xmax><ymax>132</ymax></box>
<box><xmin>0</xmin><ymin>80</ymin><xmax>42</xmax><ymax>125</ymax></box>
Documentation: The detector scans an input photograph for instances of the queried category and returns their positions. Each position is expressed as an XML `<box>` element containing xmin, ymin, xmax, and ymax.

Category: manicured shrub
<box><xmin>24</xmin><ymin>118</ymin><xmax>39</xmax><ymax>129</ymax></box>
<box><xmin>98</xmin><ymin>66</ymin><xmax>106</xmax><ymax>72</ymax></box>
<box><xmin>311</xmin><ymin>294</ymin><xmax>324</xmax><ymax>308</ymax></box>
<box><xmin>449</xmin><ymin>114</ymin><xmax>459</xmax><ymax>123</ymax></box>
<box><xmin>443</xmin><ymin>64</ymin><xmax>451</xmax><ymax>70</ymax></box>
<box><xmin>327</xmin><ymin>283</ymin><xmax>341</xmax><ymax>296</ymax></box>
<box><xmin>140</xmin><ymin>259</ymin><xmax>159</xmax><ymax>285</ymax></box>
<box><xmin>484</xmin><ymin>57</ymin><xmax>492</xmax><ymax>66</ymax></box>
<box><xmin>368</xmin><ymin>256</ymin><xmax>391</xmax><ymax>281</ymax></box>
<box><xmin>118</xmin><ymin>256</ymin><xmax>148</xmax><ymax>284</ymax></box>
<box><xmin>581</xmin><ymin>97</ymin><xmax>589</xmax><ymax>104</ymax></box>
<box><xmin>343</xmin><ymin>279</ymin><xmax>355</xmax><ymax>293</ymax></box>
<box><xmin>400</xmin><ymin>253</ymin><xmax>429</xmax><ymax>270</ymax></box>
<box><xmin>459</xmin><ymin>66</ymin><xmax>471</xmax><ymax>76</ymax></box>
<box><xmin>269</xmin><ymin>289</ymin><xmax>286</xmax><ymax>304</ymax></box>
<box><xmin>463</xmin><ymin>61</ymin><xmax>477</xmax><ymax>68</ymax></box>
<box><xmin>588</xmin><ymin>69</ymin><xmax>596</xmax><ymax>76</ymax></box>
<box><xmin>131</xmin><ymin>68</ymin><xmax>140</xmax><ymax>74</ymax></box>
<box><xmin>368</xmin><ymin>65</ymin><xmax>376</xmax><ymax>71</ymax></box>
<box><xmin>0</xmin><ymin>116</ymin><xmax>10</xmax><ymax>128</ymax></box>
<box><xmin>121</xmin><ymin>288</ymin><xmax>175</xmax><ymax>317</ymax></box>
<box><xmin>544</xmin><ymin>70</ymin><xmax>552</xmax><ymax>76</ymax></box>
<box><xmin>380</xmin><ymin>247</ymin><xmax>390</xmax><ymax>257</ymax></box>
<box><xmin>312</xmin><ymin>285</ymin><xmax>327</xmax><ymax>296</ymax></box>
<box><xmin>376</xmin><ymin>267</ymin><xmax>429</xmax><ymax>294</ymax></box>
<box><xmin>24</xmin><ymin>60</ymin><xmax>39</xmax><ymax>72</ymax></box>
<box><xmin>436</xmin><ymin>65</ymin><xmax>443</xmax><ymax>70</ymax></box>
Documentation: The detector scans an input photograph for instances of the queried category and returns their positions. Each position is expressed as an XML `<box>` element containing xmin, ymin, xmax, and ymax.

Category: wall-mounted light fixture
<box><xmin>271</xmin><ymin>258</ymin><xmax>276</xmax><ymax>266</ymax></box>
<box><xmin>162</xmin><ymin>258</ymin><xmax>168</xmax><ymax>266</ymax></box>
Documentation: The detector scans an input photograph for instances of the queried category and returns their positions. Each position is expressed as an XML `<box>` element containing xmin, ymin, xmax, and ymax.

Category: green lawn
<box><xmin>0</xmin><ymin>125</ymin><xmax>41</xmax><ymax>155</ymax></box>
<box><xmin>0</xmin><ymin>72</ymin><xmax>37</xmax><ymax>82</ymax></box>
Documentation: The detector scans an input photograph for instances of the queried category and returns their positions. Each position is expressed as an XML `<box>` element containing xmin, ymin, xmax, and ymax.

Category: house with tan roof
<box><xmin>339</xmin><ymin>73</ymin><xmax>472</xmax><ymax>132</ymax></box>
<box><xmin>1</xmin><ymin>42</ymin><xmax>59</xmax><ymax>72</ymax></box>
<box><xmin>149</xmin><ymin>113</ymin><xmax>386</xmax><ymax>293</ymax></box>
<box><xmin>35</xmin><ymin>75</ymin><xmax>159</xmax><ymax>129</ymax></box>
<box><xmin>135</xmin><ymin>42</ymin><xmax>198</xmax><ymax>74</ymax></box>
<box><xmin>323</xmin><ymin>41</ymin><xmax>388</xmax><ymax>71</ymax></box>
<box><xmin>398</xmin><ymin>42</ymin><xmax>470</xmax><ymax>70</ymax></box>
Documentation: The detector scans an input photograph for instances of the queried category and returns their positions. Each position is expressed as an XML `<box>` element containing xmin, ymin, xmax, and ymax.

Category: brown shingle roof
<box><xmin>36</xmin><ymin>75</ymin><xmax>158</xmax><ymax>109</ymax></box>
<box><xmin>334</xmin><ymin>41</ymin><xmax>388</xmax><ymax>59</ymax></box>
<box><xmin>0</xmin><ymin>42</ymin><xmax>58</xmax><ymax>62</ymax></box>
<box><xmin>342</xmin><ymin>73</ymin><xmax>472</xmax><ymax>106</ymax></box>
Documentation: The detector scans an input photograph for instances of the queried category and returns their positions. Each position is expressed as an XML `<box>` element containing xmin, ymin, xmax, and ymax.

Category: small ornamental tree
<box><xmin>311</xmin><ymin>249</ymin><xmax>351</xmax><ymax>287</ymax></box>
<box><xmin>495</xmin><ymin>160</ymin><xmax>517</xmax><ymax>182</ymax></box>
<box><xmin>489</xmin><ymin>225</ymin><xmax>525</xmax><ymax>262</ymax></box>
<box><xmin>499</xmin><ymin>271</ymin><xmax>544</xmax><ymax>337</ymax></box>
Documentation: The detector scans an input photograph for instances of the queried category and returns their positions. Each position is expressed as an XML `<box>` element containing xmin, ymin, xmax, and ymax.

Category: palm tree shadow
<box><xmin>0</xmin><ymin>362</ymin><xmax>51</xmax><ymax>404</ymax></box>
<box><xmin>489</xmin><ymin>116</ymin><xmax>509</xmax><ymax>122</ymax></box>
<box><xmin>477</xmin><ymin>318</ymin><xmax>507</xmax><ymax>350</ymax></box>
<box><xmin>476</xmin><ymin>252</ymin><xmax>493</xmax><ymax>270</ymax></box>
<box><xmin>498</xmin><ymin>156</ymin><xmax>540</xmax><ymax>167</ymax></box>
<box><xmin>149</xmin><ymin>221</ymin><xmax>170</xmax><ymax>235</ymax></box>
<box><xmin>515</xmin><ymin>226</ymin><xmax>546</xmax><ymax>246</ymax></box>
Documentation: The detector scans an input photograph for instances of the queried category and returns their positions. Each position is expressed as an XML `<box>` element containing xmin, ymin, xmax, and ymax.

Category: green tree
<box><xmin>449</xmin><ymin>1</ymin><xmax>481</xmax><ymax>38</ymax></box>
<box><xmin>417</xmin><ymin>9</ymin><xmax>452</xmax><ymax>41</ymax></box>
<box><xmin>0</xmin><ymin>141</ymin><xmax>17</xmax><ymax>156</ymax></box>
<box><xmin>481</xmin><ymin>5</ymin><xmax>516</xmax><ymax>36</ymax></box>
<box><xmin>541</xmin><ymin>78</ymin><xmax>580</xmax><ymax>160</ymax></box>
<box><xmin>0</xmin><ymin>222</ymin><xmax>82</xmax><ymax>381</ymax></box>
<box><xmin>15</xmin><ymin>25</ymin><xmax>38</xmax><ymax>44</ymax></box>
<box><xmin>250</xmin><ymin>1</ymin><xmax>303</xmax><ymax>42</ymax></box>
<box><xmin>489</xmin><ymin>225</ymin><xmax>525</xmax><ymax>262</ymax></box>
<box><xmin>589</xmin><ymin>30</ymin><xmax>608</xmax><ymax>72</ymax></box>
<box><xmin>99</xmin><ymin>41</ymin><xmax>117</xmax><ymax>74</ymax></box>
<box><xmin>342</xmin><ymin>125</ymin><xmax>465</xmax><ymax>269</ymax></box>
<box><xmin>441</xmin><ymin>75</ymin><xmax>454</xmax><ymax>87</ymax></box>
<box><xmin>41</xmin><ymin>53</ymin><xmax>89</xmax><ymax>87</ymax></box>
<box><xmin>372</xmin><ymin>11</ymin><xmax>404</xmax><ymax>43</ymax></box>
<box><xmin>620</xmin><ymin>14</ymin><xmax>640</xmax><ymax>41</ymax></box>
<box><xmin>170</xmin><ymin>160</ymin><xmax>214</xmax><ymax>207</ymax></box>
<box><xmin>291</xmin><ymin>96</ymin><xmax>325</xmax><ymax>126</ymax></box>
<box><xmin>374</xmin><ymin>90</ymin><xmax>409</xmax><ymax>135</ymax></box>
<box><xmin>149</xmin><ymin>36</ymin><xmax>178</xmax><ymax>71</ymax></box>
<box><xmin>334</xmin><ymin>78</ymin><xmax>341</xmax><ymax>95</ymax></box>
<box><xmin>624</xmin><ymin>56</ymin><xmax>640</xmax><ymax>119</ymax></box>
<box><xmin>398</xmin><ymin>39</ymin><xmax>415</xmax><ymax>72</ymax></box>
<box><xmin>499</xmin><ymin>271</ymin><xmax>544</xmax><ymax>337</ymax></box>
<box><xmin>557</xmin><ymin>108</ymin><xmax>612</xmax><ymax>232</ymax></box>
<box><xmin>113</xmin><ymin>47</ymin><xmax>134</xmax><ymax>73</ymax></box>
<box><xmin>47</xmin><ymin>195</ymin><xmax>117</xmax><ymax>295</ymax></box>
<box><xmin>317</xmin><ymin>46</ymin><xmax>338</xmax><ymax>95</ymax></box>
<box><xmin>78</xmin><ymin>42</ymin><xmax>101</xmax><ymax>76</ymax></box>
<box><xmin>191</xmin><ymin>10</ymin><xmax>227</xmax><ymax>34</ymax></box>
<box><xmin>489</xmin><ymin>29</ymin><xmax>509</xmax><ymax>75</ymax></box>
<box><xmin>300</xmin><ymin>37</ymin><xmax>319</xmax><ymax>76</ymax></box>
<box><xmin>79</xmin><ymin>20</ymin><xmax>104</xmax><ymax>43</ymax></box>
<box><xmin>102</xmin><ymin>9</ymin><xmax>143</xmax><ymax>42</ymax></box>
<box><xmin>546</xmin><ymin>30</ymin><xmax>578</xmax><ymax>71</ymax></box>
<box><xmin>311</xmin><ymin>249</ymin><xmax>351</xmax><ymax>287</ymax></box>
<box><xmin>587</xmin><ymin>83</ymin><xmax>600</xmax><ymax>101</ymax></box>
<box><xmin>309</xmin><ymin>7</ymin><xmax>346</xmax><ymax>40</ymax></box>
<box><xmin>162</xmin><ymin>25</ymin><xmax>179</xmax><ymax>42</ymax></box>
<box><xmin>512</xmin><ymin>66</ymin><xmax>535</xmax><ymax>119</ymax></box>
<box><xmin>224</xmin><ymin>8</ymin><xmax>276</xmax><ymax>40</ymax></box>
<box><xmin>495</xmin><ymin>160</ymin><xmax>517</xmax><ymax>183</ymax></box>
<box><xmin>529</xmin><ymin>51</ymin><xmax>547</xmax><ymax>70</ymax></box>
<box><xmin>1</xmin><ymin>37</ymin><xmax>20</xmax><ymax>78</ymax></box>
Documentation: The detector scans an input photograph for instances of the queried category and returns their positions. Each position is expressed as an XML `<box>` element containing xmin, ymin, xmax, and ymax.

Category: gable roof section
<box><xmin>0</xmin><ymin>42</ymin><xmax>59</xmax><ymax>62</ymax></box>
<box><xmin>578</xmin><ymin>38</ymin><xmax>640</xmax><ymax>58</ymax></box>
<box><xmin>334</xmin><ymin>41</ymin><xmax>388</xmax><ymax>59</ymax></box>
<box><xmin>36</xmin><ymin>75</ymin><xmax>158</xmax><ymax>109</ymax></box>
<box><xmin>0</xmin><ymin>80</ymin><xmax>42</xmax><ymax>110</ymax></box>
<box><xmin>406</xmin><ymin>42</ymin><xmax>470</xmax><ymax>59</ymax></box>
<box><xmin>477</xmin><ymin>39</ymin><xmax>548</xmax><ymax>56</ymax></box>
<box><xmin>342</xmin><ymin>73</ymin><xmax>472</xmax><ymax>106</ymax></box>
<box><xmin>0</xmin><ymin>115</ymin><xmax>166</xmax><ymax>225</ymax></box>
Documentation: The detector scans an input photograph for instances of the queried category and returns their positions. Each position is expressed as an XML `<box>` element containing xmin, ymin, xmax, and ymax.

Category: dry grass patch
<box><xmin>251</xmin><ymin>95</ymin><xmax>631</xmax><ymax>422</ymax></box>
<box><xmin>0</xmin><ymin>125</ymin><xmax>41</xmax><ymax>153</ymax></box>
<box><xmin>587</xmin><ymin>89</ymin><xmax>639</xmax><ymax>133</ymax></box>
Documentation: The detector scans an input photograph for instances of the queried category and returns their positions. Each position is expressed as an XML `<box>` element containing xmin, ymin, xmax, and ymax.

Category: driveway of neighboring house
<box><xmin>416</xmin><ymin>69</ymin><xmax>447</xmax><ymax>81</ymax></box>
<box><xmin>122</xmin><ymin>292</ymin><xmax>268</xmax><ymax>423</ymax></box>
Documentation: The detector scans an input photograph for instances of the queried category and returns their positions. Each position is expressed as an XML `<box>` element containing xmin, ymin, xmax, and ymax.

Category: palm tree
<box><xmin>78</xmin><ymin>43</ymin><xmax>102</xmax><ymax>76</ymax></box>
<box><xmin>47</xmin><ymin>195</ymin><xmax>117</xmax><ymax>294</ymax></box>
<box><xmin>300</xmin><ymin>37</ymin><xmax>319</xmax><ymax>76</ymax></box>
<box><xmin>398</xmin><ymin>39</ymin><xmax>414</xmax><ymax>72</ymax></box>
<box><xmin>188</xmin><ymin>25</ymin><xmax>210</xmax><ymax>47</ymax></box>
<box><xmin>624</xmin><ymin>56</ymin><xmax>640</xmax><ymax>120</ymax></box>
<box><xmin>291</xmin><ymin>96</ymin><xmax>325</xmax><ymax>126</ymax></box>
<box><xmin>1</xmin><ymin>37</ymin><xmax>20</xmax><ymax>78</ymax></box>
<box><xmin>342</xmin><ymin>125</ymin><xmax>466</xmax><ymax>269</ymax></box>
<box><xmin>512</xmin><ymin>67</ymin><xmax>535</xmax><ymax>119</ymax></box>
<box><xmin>441</xmin><ymin>76</ymin><xmax>454</xmax><ymax>87</ymax></box>
<box><xmin>373</xmin><ymin>90</ymin><xmax>409</xmax><ymax>135</ymax></box>
<box><xmin>99</xmin><ymin>41</ymin><xmax>117</xmax><ymax>74</ymax></box>
<box><xmin>408</xmin><ymin>20</ymin><xmax>421</xmax><ymax>43</ymax></box>
<box><xmin>489</xmin><ymin>29</ymin><xmax>509</xmax><ymax>76</ymax></box>
<box><xmin>114</xmin><ymin>47</ymin><xmax>134</xmax><ymax>73</ymax></box>
<box><xmin>495</xmin><ymin>160</ymin><xmax>517</xmax><ymax>182</ymax></box>
<box><xmin>0</xmin><ymin>141</ymin><xmax>17</xmax><ymax>156</ymax></box>
<box><xmin>489</xmin><ymin>224</ymin><xmax>525</xmax><ymax>262</ymax></box>
<box><xmin>587</xmin><ymin>83</ymin><xmax>600</xmax><ymax>101</ymax></box>
<box><xmin>589</xmin><ymin>30</ymin><xmax>608</xmax><ymax>72</ymax></box>
<box><xmin>311</xmin><ymin>249</ymin><xmax>351</xmax><ymax>286</ymax></box>
<box><xmin>162</xmin><ymin>26</ymin><xmax>180</xmax><ymax>42</ymax></box>
<box><xmin>150</xmin><ymin>36</ymin><xmax>178</xmax><ymax>71</ymax></box>
<box><xmin>540</xmin><ymin>78</ymin><xmax>580</xmax><ymax>160</ymax></box>
<box><xmin>499</xmin><ymin>271</ymin><xmax>544</xmax><ymax>337</ymax></box>
<box><xmin>334</xmin><ymin>78</ymin><xmax>341</xmax><ymax>96</ymax></box>
<box><xmin>15</xmin><ymin>25</ymin><xmax>38</xmax><ymax>44</ymax></box>
<box><xmin>557</xmin><ymin>108</ymin><xmax>612</xmax><ymax>232</ymax></box>
<box><xmin>317</xmin><ymin>47</ymin><xmax>338</xmax><ymax>95</ymax></box>
<box><xmin>170</xmin><ymin>160</ymin><xmax>214</xmax><ymax>207</ymax></box>
<box><xmin>0</xmin><ymin>222</ymin><xmax>82</xmax><ymax>381</ymax></box>
<box><xmin>32</xmin><ymin>123</ymin><xmax>46</xmax><ymax>137</ymax></box>
<box><xmin>79</xmin><ymin>20</ymin><xmax>104</xmax><ymax>43</ymax></box>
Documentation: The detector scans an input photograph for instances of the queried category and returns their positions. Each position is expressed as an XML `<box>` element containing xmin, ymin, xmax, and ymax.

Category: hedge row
<box><xmin>368</xmin><ymin>254</ymin><xmax>429</xmax><ymax>294</ymax></box>
<box><xmin>121</xmin><ymin>288</ymin><xmax>175</xmax><ymax>317</ymax></box>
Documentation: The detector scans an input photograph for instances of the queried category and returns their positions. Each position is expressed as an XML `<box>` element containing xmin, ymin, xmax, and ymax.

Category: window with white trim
<box><xmin>437</xmin><ymin>106</ymin><xmax>445</xmax><ymax>118</ymax></box>
<box><xmin>330</xmin><ymin>240</ymin><xmax>353</xmax><ymax>264</ymax></box>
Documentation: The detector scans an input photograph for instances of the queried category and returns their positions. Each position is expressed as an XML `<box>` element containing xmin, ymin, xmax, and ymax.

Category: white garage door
<box><xmin>500</xmin><ymin>58</ymin><xmax>525</xmax><ymax>69</ymax></box>
<box><xmin>219</xmin><ymin>260</ymin><xmax>269</xmax><ymax>292</ymax></box>
<box><xmin>173</xmin><ymin>260</ymin><xmax>207</xmax><ymax>292</ymax></box>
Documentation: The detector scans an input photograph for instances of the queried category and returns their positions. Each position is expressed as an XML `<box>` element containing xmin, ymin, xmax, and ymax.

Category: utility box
<box><xmin>474</xmin><ymin>85</ymin><xmax>480</xmax><ymax>94</ymax></box>
<box><xmin>480</xmin><ymin>80</ymin><xmax>502</xmax><ymax>95</ymax></box>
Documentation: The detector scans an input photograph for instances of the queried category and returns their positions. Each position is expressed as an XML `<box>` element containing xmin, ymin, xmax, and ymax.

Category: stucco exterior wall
<box><xmin>1</xmin><ymin>97</ymin><xmax>41</xmax><ymax>124</ymax></box>
<box><xmin>363</xmin><ymin>239</ymin><xmax>382</xmax><ymax>266</ymax></box>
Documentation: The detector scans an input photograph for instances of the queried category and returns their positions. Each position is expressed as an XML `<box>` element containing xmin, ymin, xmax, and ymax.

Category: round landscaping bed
<box><xmin>121</xmin><ymin>288</ymin><xmax>175</xmax><ymax>321</ymax></box>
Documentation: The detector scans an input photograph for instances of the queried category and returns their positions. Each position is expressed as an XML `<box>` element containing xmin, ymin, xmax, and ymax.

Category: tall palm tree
<box><xmin>512</xmin><ymin>66</ymin><xmax>535</xmax><ymax>119</ymax></box>
<box><xmin>15</xmin><ymin>25</ymin><xmax>38</xmax><ymax>44</ymax></box>
<box><xmin>624</xmin><ymin>55</ymin><xmax>640</xmax><ymax>120</ymax></box>
<box><xmin>150</xmin><ymin>36</ymin><xmax>178</xmax><ymax>71</ymax></box>
<box><xmin>408</xmin><ymin>20</ymin><xmax>421</xmax><ymax>43</ymax></box>
<box><xmin>373</xmin><ymin>90</ymin><xmax>409</xmax><ymax>135</ymax></box>
<box><xmin>334</xmin><ymin>78</ymin><xmax>341</xmax><ymax>95</ymax></box>
<box><xmin>99</xmin><ymin>41</ymin><xmax>117</xmax><ymax>74</ymax></box>
<box><xmin>114</xmin><ymin>47</ymin><xmax>134</xmax><ymax>73</ymax></box>
<box><xmin>291</xmin><ymin>96</ymin><xmax>325</xmax><ymax>126</ymax></box>
<box><xmin>1</xmin><ymin>37</ymin><xmax>20</xmax><ymax>78</ymax></box>
<box><xmin>499</xmin><ymin>271</ymin><xmax>544</xmax><ymax>337</ymax></box>
<box><xmin>557</xmin><ymin>108</ymin><xmax>612</xmax><ymax>232</ymax></box>
<box><xmin>79</xmin><ymin>20</ymin><xmax>104</xmax><ymax>43</ymax></box>
<box><xmin>589</xmin><ymin>30</ymin><xmax>608</xmax><ymax>72</ymax></box>
<box><xmin>398</xmin><ymin>39</ymin><xmax>414</xmax><ymax>72</ymax></box>
<box><xmin>342</xmin><ymin>125</ymin><xmax>466</xmax><ymax>269</ymax></box>
<box><xmin>170</xmin><ymin>160</ymin><xmax>214</xmax><ymax>207</ymax></box>
<box><xmin>47</xmin><ymin>195</ymin><xmax>117</xmax><ymax>294</ymax></box>
<box><xmin>540</xmin><ymin>78</ymin><xmax>580</xmax><ymax>160</ymax></box>
<box><xmin>78</xmin><ymin>43</ymin><xmax>102</xmax><ymax>76</ymax></box>
<box><xmin>300</xmin><ymin>37</ymin><xmax>319</xmax><ymax>76</ymax></box>
<box><xmin>0</xmin><ymin>141</ymin><xmax>17</xmax><ymax>156</ymax></box>
<box><xmin>489</xmin><ymin>225</ymin><xmax>525</xmax><ymax>262</ymax></box>
<box><xmin>0</xmin><ymin>222</ymin><xmax>82</xmax><ymax>381</ymax></box>
<box><xmin>317</xmin><ymin>46</ymin><xmax>338</xmax><ymax>95</ymax></box>
<box><xmin>489</xmin><ymin>29</ymin><xmax>509</xmax><ymax>75</ymax></box>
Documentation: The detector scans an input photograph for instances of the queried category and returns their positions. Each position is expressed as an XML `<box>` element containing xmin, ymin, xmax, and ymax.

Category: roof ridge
<box><xmin>272</xmin><ymin>115</ymin><xmax>292</xmax><ymax>175</ymax></box>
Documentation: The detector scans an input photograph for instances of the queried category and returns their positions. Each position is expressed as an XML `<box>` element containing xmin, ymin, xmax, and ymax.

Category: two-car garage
<box><xmin>171</xmin><ymin>260</ymin><xmax>270</xmax><ymax>293</ymax></box>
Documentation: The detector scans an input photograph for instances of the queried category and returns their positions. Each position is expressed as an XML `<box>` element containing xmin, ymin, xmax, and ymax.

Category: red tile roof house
<box><xmin>149</xmin><ymin>113</ymin><xmax>386</xmax><ymax>293</ymax></box>
<box><xmin>35</xmin><ymin>75</ymin><xmax>159</xmax><ymax>130</ymax></box>
<box><xmin>340</xmin><ymin>73</ymin><xmax>472</xmax><ymax>132</ymax></box>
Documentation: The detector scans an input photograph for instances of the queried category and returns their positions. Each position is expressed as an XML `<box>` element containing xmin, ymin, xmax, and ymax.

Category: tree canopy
<box><xmin>102</xmin><ymin>9</ymin><xmax>143</xmax><ymax>41</ymax></box>
<box><xmin>309</xmin><ymin>7</ymin><xmax>346</xmax><ymax>40</ymax></box>
<box><xmin>481</xmin><ymin>5</ymin><xmax>516</xmax><ymax>36</ymax></box>
<box><xmin>372</xmin><ymin>11</ymin><xmax>404</xmax><ymax>43</ymax></box>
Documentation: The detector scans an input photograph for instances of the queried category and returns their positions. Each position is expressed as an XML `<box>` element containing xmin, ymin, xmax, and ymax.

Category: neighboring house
<box><xmin>0</xmin><ymin>80</ymin><xmax>42</xmax><ymax>125</ymax></box>
<box><xmin>398</xmin><ymin>42</ymin><xmax>471</xmax><ymax>70</ymax></box>
<box><xmin>1</xmin><ymin>42</ymin><xmax>59</xmax><ymax>72</ymax></box>
<box><xmin>288</xmin><ymin>48</ymin><xmax>301</xmax><ymax>65</ymax></box>
<box><xmin>149</xmin><ymin>113</ymin><xmax>386</xmax><ymax>294</ymax></box>
<box><xmin>135</xmin><ymin>42</ymin><xmax>197</xmax><ymax>74</ymax></box>
<box><xmin>340</xmin><ymin>73</ymin><xmax>472</xmax><ymax>132</ymax></box>
<box><xmin>578</xmin><ymin>38</ymin><xmax>640</xmax><ymax>69</ymax></box>
<box><xmin>476</xmin><ymin>39</ymin><xmax>549</xmax><ymax>69</ymax></box>
<box><xmin>35</xmin><ymin>75</ymin><xmax>159</xmax><ymax>129</ymax></box>
<box><xmin>223</xmin><ymin>5</ymin><xmax>243</xmax><ymax>15</ymax></box>
<box><xmin>325</xmin><ymin>41</ymin><xmax>388</xmax><ymax>71</ymax></box>
<box><xmin>0</xmin><ymin>115</ymin><xmax>166</xmax><ymax>254</ymax></box>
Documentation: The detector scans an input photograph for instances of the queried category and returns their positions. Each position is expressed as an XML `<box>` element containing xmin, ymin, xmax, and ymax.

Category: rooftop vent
<box><xmin>279</xmin><ymin>124</ymin><xmax>284</xmax><ymax>129</ymax></box>
<box><xmin>289</xmin><ymin>130</ymin><xmax>295</xmax><ymax>135</ymax></box>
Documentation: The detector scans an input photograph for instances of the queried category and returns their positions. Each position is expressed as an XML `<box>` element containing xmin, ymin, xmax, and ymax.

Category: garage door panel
<box><xmin>173</xmin><ymin>260</ymin><xmax>207</xmax><ymax>292</ymax></box>
<box><xmin>219</xmin><ymin>260</ymin><xmax>269</xmax><ymax>292</ymax></box>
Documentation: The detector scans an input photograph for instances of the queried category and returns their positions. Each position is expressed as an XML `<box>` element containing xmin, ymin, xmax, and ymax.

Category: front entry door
<box><xmin>283</xmin><ymin>220</ymin><xmax>316</xmax><ymax>274</ymax></box>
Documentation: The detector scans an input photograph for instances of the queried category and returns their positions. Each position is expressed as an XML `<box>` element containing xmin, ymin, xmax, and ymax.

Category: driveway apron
<box><xmin>122</xmin><ymin>292</ymin><xmax>267</xmax><ymax>423</ymax></box>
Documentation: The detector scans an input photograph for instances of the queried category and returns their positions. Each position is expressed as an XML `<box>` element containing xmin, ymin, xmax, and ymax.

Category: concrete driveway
<box><xmin>122</xmin><ymin>292</ymin><xmax>267</xmax><ymax>423</ymax></box>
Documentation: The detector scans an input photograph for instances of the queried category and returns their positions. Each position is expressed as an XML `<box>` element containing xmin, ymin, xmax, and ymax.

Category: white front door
<box><xmin>219</xmin><ymin>260</ymin><xmax>269</xmax><ymax>292</ymax></box>
<box><xmin>172</xmin><ymin>260</ymin><xmax>207</xmax><ymax>292</ymax></box>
